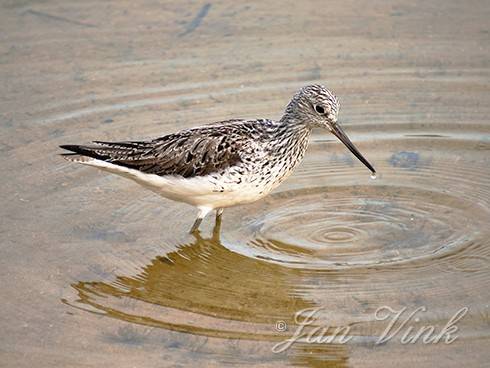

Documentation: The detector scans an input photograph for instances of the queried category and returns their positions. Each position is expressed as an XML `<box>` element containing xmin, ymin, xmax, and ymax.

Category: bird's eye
<box><xmin>314</xmin><ymin>105</ymin><xmax>325</xmax><ymax>114</ymax></box>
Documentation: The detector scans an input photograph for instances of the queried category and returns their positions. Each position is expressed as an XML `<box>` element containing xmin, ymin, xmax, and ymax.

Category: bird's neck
<box><xmin>277</xmin><ymin>112</ymin><xmax>311</xmax><ymax>139</ymax></box>
<box><xmin>270</xmin><ymin>115</ymin><xmax>312</xmax><ymax>159</ymax></box>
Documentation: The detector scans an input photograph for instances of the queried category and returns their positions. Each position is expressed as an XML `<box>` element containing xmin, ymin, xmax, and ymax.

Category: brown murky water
<box><xmin>1</xmin><ymin>1</ymin><xmax>489</xmax><ymax>367</ymax></box>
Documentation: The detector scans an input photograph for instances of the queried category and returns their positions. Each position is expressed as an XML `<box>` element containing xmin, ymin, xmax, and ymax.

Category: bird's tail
<box><xmin>59</xmin><ymin>144</ymin><xmax>106</xmax><ymax>163</ymax></box>
<box><xmin>59</xmin><ymin>141</ymin><xmax>154</xmax><ymax>166</ymax></box>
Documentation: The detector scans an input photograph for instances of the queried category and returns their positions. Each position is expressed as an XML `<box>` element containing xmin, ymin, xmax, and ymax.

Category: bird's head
<box><xmin>292</xmin><ymin>84</ymin><xmax>340</xmax><ymax>128</ymax></box>
<box><xmin>285</xmin><ymin>84</ymin><xmax>376</xmax><ymax>175</ymax></box>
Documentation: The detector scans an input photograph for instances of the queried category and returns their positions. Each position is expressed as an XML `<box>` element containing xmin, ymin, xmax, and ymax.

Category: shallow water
<box><xmin>1</xmin><ymin>0</ymin><xmax>489</xmax><ymax>367</ymax></box>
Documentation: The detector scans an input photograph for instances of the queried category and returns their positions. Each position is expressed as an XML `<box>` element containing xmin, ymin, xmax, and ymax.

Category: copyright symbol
<box><xmin>275</xmin><ymin>320</ymin><xmax>287</xmax><ymax>332</ymax></box>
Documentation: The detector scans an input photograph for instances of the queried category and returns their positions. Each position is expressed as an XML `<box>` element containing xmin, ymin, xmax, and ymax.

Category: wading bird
<box><xmin>60</xmin><ymin>85</ymin><xmax>376</xmax><ymax>232</ymax></box>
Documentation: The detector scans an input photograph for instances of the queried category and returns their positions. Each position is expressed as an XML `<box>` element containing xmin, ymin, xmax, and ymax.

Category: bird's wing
<box><xmin>60</xmin><ymin>121</ymin><xmax>253</xmax><ymax>178</ymax></box>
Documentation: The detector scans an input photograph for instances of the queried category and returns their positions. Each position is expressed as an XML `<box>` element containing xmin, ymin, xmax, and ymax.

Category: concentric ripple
<box><xmin>222</xmin><ymin>184</ymin><xmax>490</xmax><ymax>269</ymax></box>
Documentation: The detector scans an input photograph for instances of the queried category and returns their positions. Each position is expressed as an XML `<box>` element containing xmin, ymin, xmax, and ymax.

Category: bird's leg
<box><xmin>216</xmin><ymin>208</ymin><xmax>224</xmax><ymax>220</ymax></box>
<box><xmin>189</xmin><ymin>217</ymin><xmax>203</xmax><ymax>234</ymax></box>
<box><xmin>212</xmin><ymin>208</ymin><xmax>224</xmax><ymax>239</ymax></box>
<box><xmin>189</xmin><ymin>206</ymin><xmax>212</xmax><ymax>234</ymax></box>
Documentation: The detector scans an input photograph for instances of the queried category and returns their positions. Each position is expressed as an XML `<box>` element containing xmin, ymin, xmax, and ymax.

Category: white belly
<box><xmin>74</xmin><ymin>158</ymin><xmax>281</xmax><ymax>209</ymax></box>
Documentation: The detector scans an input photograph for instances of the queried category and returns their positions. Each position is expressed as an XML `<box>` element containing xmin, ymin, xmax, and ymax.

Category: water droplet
<box><xmin>370</xmin><ymin>172</ymin><xmax>377</xmax><ymax>180</ymax></box>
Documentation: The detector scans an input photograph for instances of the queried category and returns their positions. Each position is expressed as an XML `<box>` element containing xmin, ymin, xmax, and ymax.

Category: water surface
<box><xmin>1</xmin><ymin>0</ymin><xmax>489</xmax><ymax>367</ymax></box>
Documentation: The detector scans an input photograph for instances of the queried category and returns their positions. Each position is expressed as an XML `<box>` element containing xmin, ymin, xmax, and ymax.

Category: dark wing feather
<box><xmin>60</xmin><ymin>121</ymin><xmax>249</xmax><ymax>178</ymax></box>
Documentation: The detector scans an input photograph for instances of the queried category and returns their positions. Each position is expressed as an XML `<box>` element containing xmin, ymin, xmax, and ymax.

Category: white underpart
<box><xmin>72</xmin><ymin>157</ymin><xmax>283</xmax><ymax>211</ymax></box>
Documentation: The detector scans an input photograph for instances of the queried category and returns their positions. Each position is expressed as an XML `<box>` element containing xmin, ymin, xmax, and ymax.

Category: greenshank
<box><xmin>60</xmin><ymin>84</ymin><xmax>376</xmax><ymax>232</ymax></box>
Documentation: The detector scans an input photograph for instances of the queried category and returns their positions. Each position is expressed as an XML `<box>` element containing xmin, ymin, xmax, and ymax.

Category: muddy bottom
<box><xmin>1</xmin><ymin>1</ymin><xmax>489</xmax><ymax>367</ymax></box>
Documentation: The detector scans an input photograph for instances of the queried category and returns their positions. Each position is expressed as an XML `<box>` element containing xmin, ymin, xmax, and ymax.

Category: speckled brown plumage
<box><xmin>61</xmin><ymin>119</ymin><xmax>252</xmax><ymax>178</ymax></box>
<box><xmin>60</xmin><ymin>84</ymin><xmax>375</xmax><ymax>233</ymax></box>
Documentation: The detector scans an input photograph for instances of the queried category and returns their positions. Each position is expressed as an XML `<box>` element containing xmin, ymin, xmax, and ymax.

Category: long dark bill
<box><xmin>331</xmin><ymin>123</ymin><xmax>376</xmax><ymax>174</ymax></box>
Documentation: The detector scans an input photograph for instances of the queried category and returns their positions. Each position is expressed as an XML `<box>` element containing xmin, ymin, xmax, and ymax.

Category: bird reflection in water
<box><xmin>63</xmin><ymin>216</ymin><xmax>349</xmax><ymax>367</ymax></box>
